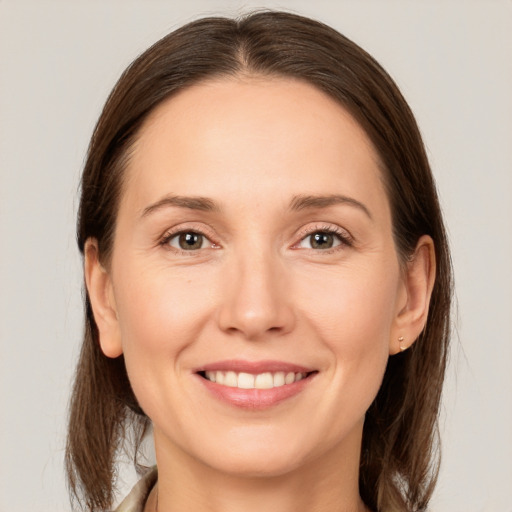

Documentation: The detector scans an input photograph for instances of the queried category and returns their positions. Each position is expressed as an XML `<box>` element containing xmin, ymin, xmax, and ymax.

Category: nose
<box><xmin>216</xmin><ymin>251</ymin><xmax>296</xmax><ymax>340</ymax></box>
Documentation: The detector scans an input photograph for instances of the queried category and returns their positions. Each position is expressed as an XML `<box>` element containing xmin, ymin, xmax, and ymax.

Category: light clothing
<box><xmin>114</xmin><ymin>467</ymin><xmax>157</xmax><ymax>512</ymax></box>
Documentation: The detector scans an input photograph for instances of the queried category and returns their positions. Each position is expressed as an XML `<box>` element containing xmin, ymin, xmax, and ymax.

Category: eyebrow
<box><xmin>290</xmin><ymin>194</ymin><xmax>373</xmax><ymax>220</ymax></box>
<box><xmin>141</xmin><ymin>195</ymin><xmax>219</xmax><ymax>217</ymax></box>
<box><xmin>141</xmin><ymin>193</ymin><xmax>372</xmax><ymax>220</ymax></box>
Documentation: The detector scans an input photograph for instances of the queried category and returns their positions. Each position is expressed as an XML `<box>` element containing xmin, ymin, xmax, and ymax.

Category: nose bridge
<box><xmin>217</xmin><ymin>242</ymin><xmax>294</xmax><ymax>339</ymax></box>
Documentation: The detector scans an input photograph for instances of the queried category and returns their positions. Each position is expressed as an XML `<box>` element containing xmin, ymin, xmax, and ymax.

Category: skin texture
<box><xmin>85</xmin><ymin>77</ymin><xmax>435</xmax><ymax>512</ymax></box>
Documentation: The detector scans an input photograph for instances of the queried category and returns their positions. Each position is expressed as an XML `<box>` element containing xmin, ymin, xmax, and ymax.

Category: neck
<box><xmin>149</xmin><ymin>427</ymin><xmax>368</xmax><ymax>512</ymax></box>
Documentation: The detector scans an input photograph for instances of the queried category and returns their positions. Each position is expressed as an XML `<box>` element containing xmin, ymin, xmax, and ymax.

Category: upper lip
<box><xmin>194</xmin><ymin>359</ymin><xmax>315</xmax><ymax>374</ymax></box>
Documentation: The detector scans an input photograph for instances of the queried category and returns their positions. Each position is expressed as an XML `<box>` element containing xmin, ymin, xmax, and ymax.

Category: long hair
<box><xmin>67</xmin><ymin>11</ymin><xmax>452</xmax><ymax>511</ymax></box>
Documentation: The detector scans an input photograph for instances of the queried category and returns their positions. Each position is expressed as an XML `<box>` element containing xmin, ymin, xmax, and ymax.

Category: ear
<box><xmin>84</xmin><ymin>239</ymin><xmax>123</xmax><ymax>358</ymax></box>
<box><xmin>390</xmin><ymin>235</ymin><xmax>436</xmax><ymax>355</ymax></box>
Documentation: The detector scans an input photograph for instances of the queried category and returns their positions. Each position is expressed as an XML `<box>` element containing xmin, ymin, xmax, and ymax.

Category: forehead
<box><xmin>122</xmin><ymin>76</ymin><xmax>387</xmax><ymax>217</ymax></box>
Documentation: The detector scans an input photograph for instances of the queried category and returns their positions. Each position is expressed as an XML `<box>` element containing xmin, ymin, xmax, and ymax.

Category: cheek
<box><xmin>295</xmin><ymin>260</ymin><xmax>399</xmax><ymax>411</ymax></box>
<box><xmin>110</xmin><ymin>264</ymin><xmax>218</xmax><ymax>420</ymax></box>
<box><xmin>296</xmin><ymin>262</ymin><xmax>400</xmax><ymax>353</ymax></box>
<box><xmin>299</xmin><ymin>264</ymin><xmax>398</xmax><ymax>418</ymax></box>
<box><xmin>112</xmin><ymin>264</ymin><xmax>216</xmax><ymax>373</ymax></box>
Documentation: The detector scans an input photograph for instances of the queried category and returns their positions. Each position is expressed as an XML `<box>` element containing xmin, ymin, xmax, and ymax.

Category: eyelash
<box><xmin>159</xmin><ymin>225</ymin><xmax>220</xmax><ymax>255</ymax></box>
<box><xmin>159</xmin><ymin>223</ymin><xmax>353</xmax><ymax>255</ymax></box>
<box><xmin>293</xmin><ymin>224</ymin><xmax>354</xmax><ymax>253</ymax></box>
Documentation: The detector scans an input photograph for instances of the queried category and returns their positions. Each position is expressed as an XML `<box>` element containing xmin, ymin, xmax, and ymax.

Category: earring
<box><xmin>398</xmin><ymin>336</ymin><xmax>406</xmax><ymax>352</ymax></box>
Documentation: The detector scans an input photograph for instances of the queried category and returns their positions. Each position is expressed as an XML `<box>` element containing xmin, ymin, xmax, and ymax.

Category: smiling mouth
<box><xmin>195</xmin><ymin>361</ymin><xmax>318</xmax><ymax>409</ymax></box>
<box><xmin>198</xmin><ymin>370</ymin><xmax>314</xmax><ymax>390</ymax></box>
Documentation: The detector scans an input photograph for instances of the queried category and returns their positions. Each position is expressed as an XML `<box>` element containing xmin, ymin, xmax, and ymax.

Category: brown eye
<box><xmin>168</xmin><ymin>232</ymin><xmax>206</xmax><ymax>250</ymax></box>
<box><xmin>296</xmin><ymin>230</ymin><xmax>344</xmax><ymax>250</ymax></box>
<box><xmin>310</xmin><ymin>232</ymin><xmax>334</xmax><ymax>249</ymax></box>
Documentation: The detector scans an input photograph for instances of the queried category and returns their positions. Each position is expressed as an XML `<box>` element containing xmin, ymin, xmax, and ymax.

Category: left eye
<box><xmin>297</xmin><ymin>231</ymin><xmax>343</xmax><ymax>250</ymax></box>
<box><xmin>167</xmin><ymin>231</ymin><xmax>210</xmax><ymax>251</ymax></box>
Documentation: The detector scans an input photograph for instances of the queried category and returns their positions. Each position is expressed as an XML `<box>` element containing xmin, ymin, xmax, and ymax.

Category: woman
<box><xmin>66</xmin><ymin>11</ymin><xmax>452</xmax><ymax>512</ymax></box>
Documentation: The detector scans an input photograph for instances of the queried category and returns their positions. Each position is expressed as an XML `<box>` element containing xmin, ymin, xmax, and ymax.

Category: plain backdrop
<box><xmin>1</xmin><ymin>1</ymin><xmax>511</xmax><ymax>511</ymax></box>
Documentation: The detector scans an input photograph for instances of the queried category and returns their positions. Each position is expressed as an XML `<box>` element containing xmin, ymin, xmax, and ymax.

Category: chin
<box><xmin>206</xmin><ymin>448</ymin><xmax>307</xmax><ymax>478</ymax></box>
<box><xmin>183</xmin><ymin>427</ymin><xmax>320</xmax><ymax>479</ymax></box>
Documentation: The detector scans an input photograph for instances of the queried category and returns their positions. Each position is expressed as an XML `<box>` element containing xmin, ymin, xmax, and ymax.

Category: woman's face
<box><xmin>91</xmin><ymin>77</ymin><xmax>414</xmax><ymax>476</ymax></box>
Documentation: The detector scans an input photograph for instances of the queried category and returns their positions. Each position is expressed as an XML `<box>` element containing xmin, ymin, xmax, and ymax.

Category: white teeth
<box><xmin>237</xmin><ymin>372</ymin><xmax>255</xmax><ymax>389</ymax></box>
<box><xmin>254</xmin><ymin>372</ymin><xmax>274</xmax><ymax>389</ymax></box>
<box><xmin>204</xmin><ymin>370</ymin><xmax>309</xmax><ymax>389</ymax></box>
<box><xmin>273</xmin><ymin>372</ymin><xmax>285</xmax><ymax>387</ymax></box>
<box><xmin>224</xmin><ymin>371</ymin><xmax>238</xmax><ymax>387</ymax></box>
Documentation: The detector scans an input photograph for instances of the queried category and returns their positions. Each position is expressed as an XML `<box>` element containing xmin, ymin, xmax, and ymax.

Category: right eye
<box><xmin>165</xmin><ymin>231</ymin><xmax>210</xmax><ymax>251</ymax></box>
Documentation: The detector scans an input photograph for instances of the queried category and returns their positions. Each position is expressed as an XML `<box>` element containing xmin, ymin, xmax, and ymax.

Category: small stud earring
<box><xmin>398</xmin><ymin>336</ymin><xmax>406</xmax><ymax>352</ymax></box>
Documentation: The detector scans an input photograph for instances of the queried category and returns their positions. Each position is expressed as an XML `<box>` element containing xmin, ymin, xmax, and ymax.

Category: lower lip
<box><xmin>196</xmin><ymin>374</ymin><xmax>315</xmax><ymax>410</ymax></box>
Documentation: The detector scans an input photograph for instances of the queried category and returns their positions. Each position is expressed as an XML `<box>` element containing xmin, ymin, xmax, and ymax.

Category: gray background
<box><xmin>1</xmin><ymin>1</ymin><xmax>511</xmax><ymax>511</ymax></box>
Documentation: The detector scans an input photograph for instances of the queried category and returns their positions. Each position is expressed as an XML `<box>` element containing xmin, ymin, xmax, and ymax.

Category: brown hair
<box><xmin>67</xmin><ymin>11</ymin><xmax>452</xmax><ymax>512</ymax></box>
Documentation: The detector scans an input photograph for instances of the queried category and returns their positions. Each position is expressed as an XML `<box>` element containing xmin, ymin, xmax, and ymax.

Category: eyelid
<box><xmin>157</xmin><ymin>221</ymin><xmax>353</xmax><ymax>254</ymax></box>
<box><xmin>292</xmin><ymin>223</ymin><xmax>354</xmax><ymax>249</ymax></box>
<box><xmin>158</xmin><ymin>223</ymin><xmax>221</xmax><ymax>251</ymax></box>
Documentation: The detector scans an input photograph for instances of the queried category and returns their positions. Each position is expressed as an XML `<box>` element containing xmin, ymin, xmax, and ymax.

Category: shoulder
<box><xmin>113</xmin><ymin>467</ymin><xmax>158</xmax><ymax>512</ymax></box>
